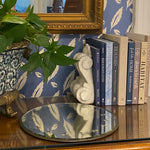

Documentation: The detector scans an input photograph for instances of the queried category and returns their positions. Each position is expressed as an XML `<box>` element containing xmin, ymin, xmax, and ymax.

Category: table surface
<box><xmin>0</xmin><ymin>96</ymin><xmax>150</xmax><ymax>150</ymax></box>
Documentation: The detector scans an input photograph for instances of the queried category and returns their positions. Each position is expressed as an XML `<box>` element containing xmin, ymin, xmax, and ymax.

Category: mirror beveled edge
<box><xmin>18</xmin><ymin>0</ymin><xmax>104</xmax><ymax>34</ymax></box>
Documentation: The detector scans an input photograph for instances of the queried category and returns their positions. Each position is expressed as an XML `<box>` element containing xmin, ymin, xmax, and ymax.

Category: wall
<box><xmin>132</xmin><ymin>0</ymin><xmax>150</xmax><ymax>34</ymax></box>
<box><xmin>132</xmin><ymin>0</ymin><xmax>150</xmax><ymax>96</ymax></box>
<box><xmin>17</xmin><ymin>0</ymin><xmax>133</xmax><ymax>98</ymax></box>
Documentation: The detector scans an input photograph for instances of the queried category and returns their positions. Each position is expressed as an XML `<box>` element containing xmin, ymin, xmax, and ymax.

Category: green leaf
<box><xmin>56</xmin><ymin>45</ymin><xmax>75</xmax><ymax>54</ymax></box>
<box><xmin>26</xmin><ymin>13</ymin><xmax>46</xmax><ymax>30</ymax></box>
<box><xmin>3</xmin><ymin>0</ymin><xmax>17</xmax><ymax>12</ymax></box>
<box><xmin>1</xmin><ymin>14</ymin><xmax>27</xmax><ymax>24</ymax></box>
<box><xmin>44</xmin><ymin>132</ymin><xmax>55</xmax><ymax>138</ymax></box>
<box><xmin>0</xmin><ymin>5</ymin><xmax>6</xmax><ymax>20</ymax></box>
<box><xmin>0</xmin><ymin>35</ymin><xmax>13</xmax><ymax>53</ymax></box>
<box><xmin>25</xmin><ymin>8</ymin><xmax>47</xmax><ymax>35</ymax></box>
<box><xmin>35</xmin><ymin>34</ymin><xmax>50</xmax><ymax>48</ymax></box>
<box><xmin>51</xmin><ymin>53</ymin><xmax>78</xmax><ymax>66</ymax></box>
<box><xmin>4</xmin><ymin>24</ymin><xmax>27</xmax><ymax>43</ymax></box>
<box><xmin>46</xmin><ymin>41</ymin><xmax>59</xmax><ymax>51</ymax></box>
<box><xmin>20</xmin><ymin>53</ymin><xmax>41</xmax><ymax>74</ymax></box>
<box><xmin>40</xmin><ymin>51</ymin><xmax>56</xmax><ymax>82</ymax></box>
<box><xmin>25</xmin><ymin>24</ymin><xmax>38</xmax><ymax>38</ymax></box>
<box><xmin>0</xmin><ymin>35</ymin><xmax>8</xmax><ymax>53</ymax></box>
<box><xmin>40</xmin><ymin>61</ymin><xmax>56</xmax><ymax>82</ymax></box>
<box><xmin>25</xmin><ymin>5</ymin><xmax>33</xmax><ymax>13</ymax></box>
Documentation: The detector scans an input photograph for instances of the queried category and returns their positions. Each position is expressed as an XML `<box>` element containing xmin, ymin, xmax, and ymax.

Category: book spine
<box><xmin>100</xmin><ymin>44</ymin><xmax>106</xmax><ymax>106</ymax></box>
<box><xmin>144</xmin><ymin>42</ymin><xmax>150</xmax><ymax>103</ymax></box>
<box><xmin>132</xmin><ymin>41</ymin><xmax>141</xmax><ymax>104</ymax></box>
<box><xmin>102</xmin><ymin>34</ymin><xmax>128</xmax><ymax>105</ymax></box>
<box><xmin>118</xmin><ymin>40</ymin><xmax>128</xmax><ymax>105</ymax></box>
<box><xmin>112</xmin><ymin>42</ymin><xmax>119</xmax><ymax>105</ymax></box>
<box><xmin>85</xmin><ymin>38</ymin><xmax>106</xmax><ymax>106</ymax></box>
<box><xmin>90</xmin><ymin>46</ymin><xmax>101</xmax><ymax>106</ymax></box>
<box><xmin>116</xmin><ymin>37</ymin><xmax>128</xmax><ymax>106</ymax></box>
<box><xmin>138</xmin><ymin>42</ymin><xmax>148</xmax><ymax>104</ymax></box>
<box><xmin>126</xmin><ymin>42</ymin><xmax>135</xmax><ymax>104</ymax></box>
<box><xmin>105</xmin><ymin>42</ymin><xmax>113</xmax><ymax>106</ymax></box>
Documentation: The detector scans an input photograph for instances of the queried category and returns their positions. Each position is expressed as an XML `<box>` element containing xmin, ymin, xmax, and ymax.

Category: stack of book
<box><xmin>86</xmin><ymin>33</ymin><xmax>150</xmax><ymax>106</ymax></box>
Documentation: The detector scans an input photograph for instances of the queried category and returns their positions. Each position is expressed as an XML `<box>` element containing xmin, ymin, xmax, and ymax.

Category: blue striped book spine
<box><xmin>97</xmin><ymin>39</ymin><xmax>113</xmax><ymax>105</ymax></box>
<box><xmin>90</xmin><ymin>46</ymin><xmax>101</xmax><ymax>106</ymax></box>
<box><xmin>126</xmin><ymin>41</ymin><xmax>135</xmax><ymax>104</ymax></box>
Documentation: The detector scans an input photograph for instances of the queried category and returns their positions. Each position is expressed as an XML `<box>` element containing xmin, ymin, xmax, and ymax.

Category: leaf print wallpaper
<box><xmin>17</xmin><ymin>0</ymin><xmax>133</xmax><ymax>98</ymax></box>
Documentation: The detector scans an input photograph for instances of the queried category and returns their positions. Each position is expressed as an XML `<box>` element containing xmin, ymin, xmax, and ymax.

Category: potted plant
<box><xmin>0</xmin><ymin>0</ymin><xmax>77</xmax><ymax>117</ymax></box>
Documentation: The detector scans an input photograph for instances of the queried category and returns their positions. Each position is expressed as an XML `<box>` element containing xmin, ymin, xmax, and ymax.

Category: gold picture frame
<box><xmin>18</xmin><ymin>0</ymin><xmax>104</xmax><ymax>34</ymax></box>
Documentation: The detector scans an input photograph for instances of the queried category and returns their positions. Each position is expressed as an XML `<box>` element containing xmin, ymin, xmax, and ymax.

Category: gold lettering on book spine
<box><xmin>138</xmin><ymin>42</ymin><xmax>148</xmax><ymax>104</ymax></box>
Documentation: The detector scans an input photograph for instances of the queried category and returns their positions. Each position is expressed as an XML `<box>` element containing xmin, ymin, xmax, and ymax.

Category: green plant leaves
<box><xmin>27</xmin><ymin>13</ymin><xmax>46</xmax><ymax>28</ymax></box>
<box><xmin>4</xmin><ymin>24</ymin><xmax>27</xmax><ymax>43</ymax></box>
<box><xmin>20</xmin><ymin>53</ymin><xmax>42</xmax><ymax>75</ymax></box>
<box><xmin>51</xmin><ymin>53</ymin><xmax>78</xmax><ymax>66</ymax></box>
<box><xmin>3</xmin><ymin>0</ymin><xmax>17</xmax><ymax>13</ymax></box>
<box><xmin>35</xmin><ymin>34</ymin><xmax>50</xmax><ymax>48</ymax></box>
<box><xmin>0</xmin><ymin>1</ymin><xmax>77</xmax><ymax>83</ymax></box>
<box><xmin>41</xmin><ymin>58</ymin><xmax>56</xmax><ymax>82</ymax></box>
<box><xmin>21</xmin><ymin>51</ymin><xmax>56</xmax><ymax>82</ymax></box>
<box><xmin>20</xmin><ymin>46</ymin><xmax>77</xmax><ymax>82</ymax></box>
<box><xmin>1</xmin><ymin>14</ymin><xmax>27</xmax><ymax>24</ymax></box>
<box><xmin>25</xmin><ymin>7</ymin><xmax>47</xmax><ymax>34</ymax></box>
<box><xmin>55</xmin><ymin>45</ymin><xmax>75</xmax><ymax>54</ymax></box>
<box><xmin>0</xmin><ymin>0</ymin><xmax>17</xmax><ymax>19</ymax></box>
<box><xmin>0</xmin><ymin>35</ymin><xmax>8</xmax><ymax>53</ymax></box>
<box><xmin>0</xmin><ymin>35</ymin><xmax>13</xmax><ymax>53</ymax></box>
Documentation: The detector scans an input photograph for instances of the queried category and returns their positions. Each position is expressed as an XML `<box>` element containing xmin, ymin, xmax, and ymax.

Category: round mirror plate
<box><xmin>19</xmin><ymin>103</ymin><xmax>118</xmax><ymax>142</ymax></box>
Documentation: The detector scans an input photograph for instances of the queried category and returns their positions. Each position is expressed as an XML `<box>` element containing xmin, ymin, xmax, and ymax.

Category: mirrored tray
<box><xmin>19</xmin><ymin>103</ymin><xmax>118</xmax><ymax>142</ymax></box>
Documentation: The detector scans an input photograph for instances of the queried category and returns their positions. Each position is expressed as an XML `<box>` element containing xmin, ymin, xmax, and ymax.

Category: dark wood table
<box><xmin>0</xmin><ymin>96</ymin><xmax>150</xmax><ymax>150</ymax></box>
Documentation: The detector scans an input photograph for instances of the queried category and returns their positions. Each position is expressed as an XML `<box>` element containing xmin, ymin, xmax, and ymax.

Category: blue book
<box><xmin>92</xmin><ymin>108</ymin><xmax>101</xmax><ymax>137</ymax></box>
<box><xmin>105</xmin><ymin>107</ymin><xmax>112</xmax><ymax>133</ymax></box>
<box><xmin>86</xmin><ymin>38</ymin><xmax>106</xmax><ymax>106</ymax></box>
<box><xmin>100</xmin><ymin>108</ymin><xmax>105</xmax><ymax>134</ymax></box>
<box><xmin>90</xmin><ymin>45</ymin><xmax>101</xmax><ymax>106</ymax></box>
<box><xmin>97</xmin><ymin>38</ymin><xmax>113</xmax><ymax>106</ymax></box>
<box><xmin>126</xmin><ymin>41</ymin><xmax>135</xmax><ymax>104</ymax></box>
<box><xmin>112</xmin><ymin>42</ymin><xmax>119</xmax><ymax>105</ymax></box>
<box><xmin>100</xmin><ymin>44</ymin><xmax>106</xmax><ymax>106</ymax></box>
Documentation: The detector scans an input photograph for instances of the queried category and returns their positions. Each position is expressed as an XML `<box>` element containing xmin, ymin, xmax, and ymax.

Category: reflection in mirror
<box><xmin>20</xmin><ymin>103</ymin><xmax>118</xmax><ymax>142</ymax></box>
<box><xmin>14</xmin><ymin>0</ymin><xmax>83</xmax><ymax>13</ymax></box>
<box><xmin>16</xmin><ymin>0</ymin><xmax>103</xmax><ymax>34</ymax></box>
